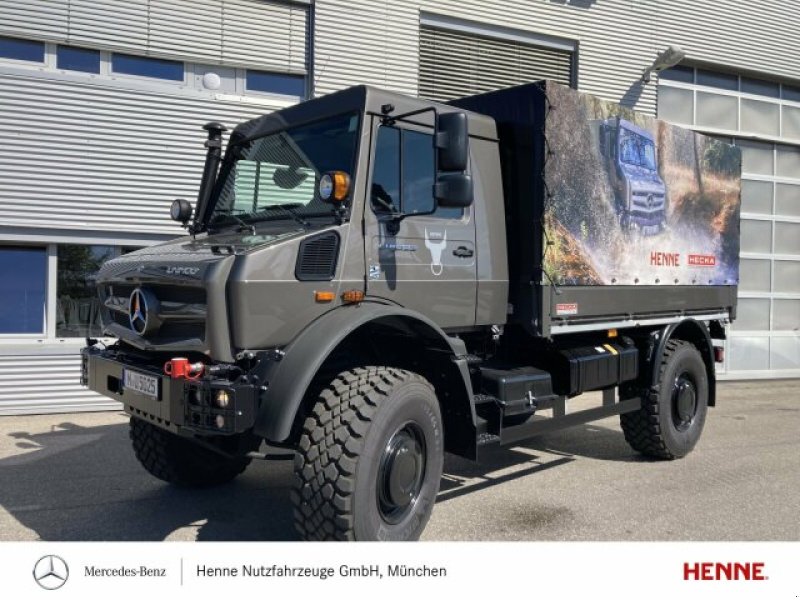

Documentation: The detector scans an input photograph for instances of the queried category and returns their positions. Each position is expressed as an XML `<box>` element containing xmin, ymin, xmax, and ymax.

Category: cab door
<box><xmin>363</xmin><ymin>117</ymin><xmax>477</xmax><ymax>328</ymax></box>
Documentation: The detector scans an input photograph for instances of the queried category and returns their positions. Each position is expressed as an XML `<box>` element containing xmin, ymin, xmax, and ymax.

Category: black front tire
<box><xmin>292</xmin><ymin>367</ymin><xmax>444</xmax><ymax>541</ymax></box>
<box><xmin>129</xmin><ymin>418</ymin><xmax>251</xmax><ymax>487</ymax></box>
<box><xmin>620</xmin><ymin>339</ymin><xmax>708</xmax><ymax>459</ymax></box>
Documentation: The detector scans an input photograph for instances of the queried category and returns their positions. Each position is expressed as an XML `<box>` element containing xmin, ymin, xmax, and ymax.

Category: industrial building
<box><xmin>1</xmin><ymin>0</ymin><xmax>798</xmax><ymax>413</ymax></box>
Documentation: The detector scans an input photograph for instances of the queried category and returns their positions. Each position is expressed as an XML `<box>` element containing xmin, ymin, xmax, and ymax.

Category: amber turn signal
<box><xmin>319</xmin><ymin>171</ymin><xmax>351</xmax><ymax>203</ymax></box>
<box><xmin>607</xmin><ymin>328</ymin><xmax>618</xmax><ymax>338</ymax></box>
<box><xmin>314</xmin><ymin>290</ymin><xmax>335</xmax><ymax>303</ymax></box>
<box><xmin>341</xmin><ymin>289</ymin><xmax>364</xmax><ymax>304</ymax></box>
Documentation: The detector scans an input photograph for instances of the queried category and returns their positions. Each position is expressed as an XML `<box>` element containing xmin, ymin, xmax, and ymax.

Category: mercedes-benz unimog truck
<box><xmin>595</xmin><ymin>117</ymin><xmax>668</xmax><ymax>234</ymax></box>
<box><xmin>82</xmin><ymin>80</ymin><xmax>741</xmax><ymax>541</ymax></box>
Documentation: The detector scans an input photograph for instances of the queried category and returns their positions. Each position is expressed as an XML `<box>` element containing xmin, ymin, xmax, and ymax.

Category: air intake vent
<box><xmin>296</xmin><ymin>232</ymin><xmax>340</xmax><ymax>281</ymax></box>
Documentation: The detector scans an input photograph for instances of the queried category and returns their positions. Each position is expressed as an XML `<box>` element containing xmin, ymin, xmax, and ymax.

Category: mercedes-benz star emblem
<box><xmin>33</xmin><ymin>555</ymin><xmax>69</xmax><ymax>590</ymax></box>
<box><xmin>128</xmin><ymin>287</ymin><xmax>148</xmax><ymax>334</ymax></box>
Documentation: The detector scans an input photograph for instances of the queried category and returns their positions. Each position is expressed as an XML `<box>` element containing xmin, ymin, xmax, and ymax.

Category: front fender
<box><xmin>252</xmin><ymin>301</ymin><xmax>474</xmax><ymax>443</ymax></box>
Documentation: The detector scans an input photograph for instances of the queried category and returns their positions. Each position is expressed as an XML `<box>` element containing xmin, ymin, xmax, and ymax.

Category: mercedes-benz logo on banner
<box><xmin>33</xmin><ymin>555</ymin><xmax>69</xmax><ymax>590</ymax></box>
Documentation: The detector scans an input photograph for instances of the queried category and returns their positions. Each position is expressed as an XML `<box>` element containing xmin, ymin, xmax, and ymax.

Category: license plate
<box><xmin>123</xmin><ymin>369</ymin><xmax>159</xmax><ymax>399</ymax></box>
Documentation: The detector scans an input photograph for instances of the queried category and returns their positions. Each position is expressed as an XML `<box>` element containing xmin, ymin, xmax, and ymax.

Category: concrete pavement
<box><xmin>0</xmin><ymin>380</ymin><xmax>797</xmax><ymax>541</ymax></box>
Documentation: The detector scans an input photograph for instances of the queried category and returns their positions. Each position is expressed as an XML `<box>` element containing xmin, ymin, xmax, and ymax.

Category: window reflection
<box><xmin>57</xmin><ymin>245</ymin><xmax>115</xmax><ymax>337</ymax></box>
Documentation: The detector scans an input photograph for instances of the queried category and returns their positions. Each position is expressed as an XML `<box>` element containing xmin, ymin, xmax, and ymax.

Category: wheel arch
<box><xmin>253</xmin><ymin>302</ymin><xmax>477</xmax><ymax>457</ymax></box>
<box><xmin>650</xmin><ymin>318</ymin><xmax>717</xmax><ymax>407</ymax></box>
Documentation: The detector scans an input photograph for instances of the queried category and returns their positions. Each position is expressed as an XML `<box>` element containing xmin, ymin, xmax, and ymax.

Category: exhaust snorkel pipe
<box><xmin>191</xmin><ymin>121</ymin><xmax>227</xmax><ymax>234</ymax></box>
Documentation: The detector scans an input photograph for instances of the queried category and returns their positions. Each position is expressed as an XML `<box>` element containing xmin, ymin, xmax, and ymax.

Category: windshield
<box><xmin>208</xmin><ymin>112</ymin><xmax>360</xmax><ymax>228</ymax></box>
<box><xmin>618</xmin><ymin>128</ymin><xmax>657</xmax><ymax>170</ymax></box>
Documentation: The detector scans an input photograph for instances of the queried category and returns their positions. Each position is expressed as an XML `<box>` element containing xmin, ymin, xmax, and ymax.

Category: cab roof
<box><xmin>229</xmin><ymin>85</ymin><xmax>498</xmax><ymax>145</ymax></box>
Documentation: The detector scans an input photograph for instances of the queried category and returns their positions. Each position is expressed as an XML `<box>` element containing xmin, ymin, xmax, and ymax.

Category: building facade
<box><xmin>0</xmin><ymin>0</ymin><xmax>798</xmax><ymax>414</ymax></box>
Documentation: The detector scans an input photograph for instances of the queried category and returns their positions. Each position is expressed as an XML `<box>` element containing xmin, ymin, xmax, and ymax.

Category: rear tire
<box><xmin>620</xmin><ymin>340</ymin><xmax>708</xmax><ymax>459</ymax></box>
<box><xmin>292</xmin><ymin>366</ymin><xmax>443</xmax><ymax>541</ymax></box>
<box><xmin>129</xmin><ymin>418</ymin><xmax>251</xmax><ymax>487</ymax></box>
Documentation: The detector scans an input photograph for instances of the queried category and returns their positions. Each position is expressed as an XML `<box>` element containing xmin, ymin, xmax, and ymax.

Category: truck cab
<box><xmin>598</xmin><ymin>117</ymin><xmax>667</xmax><ymax>235</ymax></box>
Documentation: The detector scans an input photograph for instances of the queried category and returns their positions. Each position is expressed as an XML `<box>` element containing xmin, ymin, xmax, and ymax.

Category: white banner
<box><xmin>1</xmin><ymin>542</ymin><xmax>796</xmax><ymax>599</ymax></box>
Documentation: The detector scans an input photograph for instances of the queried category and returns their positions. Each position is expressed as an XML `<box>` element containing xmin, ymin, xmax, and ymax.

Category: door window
<box><xmin>370</xmin><ymin>125</ymin><xmax>463</xmax><ymax>219</ymax></box>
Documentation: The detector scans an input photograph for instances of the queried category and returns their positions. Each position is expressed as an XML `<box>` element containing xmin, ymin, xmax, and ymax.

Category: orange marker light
<box><xmin>332</xmin><ymin>171</ymin><xmax>351</xmax><ymax>202</ymax></box>
<box><xmin>341</xmin><ymin>289</ymin><xmax>364</xmax><ymax>304</ymax></box>
<box><xmin>608</xmin><ymin>328</ymin><xmax>618</xmax><ymax>338</ymax></box>
<box><xmin>314</xmin><ymin>290</ymin><xmax>335</xmax><ymax>303</ymax></box>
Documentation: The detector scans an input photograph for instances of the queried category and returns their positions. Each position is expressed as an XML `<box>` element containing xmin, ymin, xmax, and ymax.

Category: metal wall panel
<box><xmin>419</xmin><ymin>25</ymin><xmax>573</xmax><ymax>102</ymax></box>
<box><xmin>0</xmin><ymin>0</ymin><xmax>307</xmax><ymax>70</ymax></box>
<box><xmin>314</xmin><ymin>0</ymin><xmax>658</xmax><ymax>112</ymax></box>
<box><xmin>0</xmin><ymin>0</ymin><xmax>69</xmax><ymax>40</ymax></box>
<box><xmin>0</xmin><ymin>71</ymin><xmax>288</xmax><ymax>234</ymax></box>
<box><xmin>314</xmin><ymin>0</ymin><xmax>800</xmax><ymax>115</ymax></box>
<box><xmin>0</xmin><ymin>353</ymin><xmax>121</xmax><ymax>415</ymax></box>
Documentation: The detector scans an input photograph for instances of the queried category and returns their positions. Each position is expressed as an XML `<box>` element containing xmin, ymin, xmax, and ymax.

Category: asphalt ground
<box><xmin>0</xmin><ymin>380</ymin><xmax>797</xmax><ymax>541</ymax></box>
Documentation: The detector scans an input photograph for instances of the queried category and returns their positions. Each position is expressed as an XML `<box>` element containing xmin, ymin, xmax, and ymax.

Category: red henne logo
<box><xmin>683</xmin><ymin>562</ymin><xmax>766</xmax><ymax>581</ymax></box>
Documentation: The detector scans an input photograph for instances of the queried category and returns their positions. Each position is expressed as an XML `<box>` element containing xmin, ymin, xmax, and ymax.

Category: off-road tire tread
<box><xmin>291</xmin><ymin>366</ymin><xmax>431</xmax><ymax>541</ymax></box>
<box><xmin>620</xmin><ymin>339</ymin><xmax>695</xmax><ymax>460</ymax></box>
<box><xmin>129</xmin><ymin>417</ymin><xmax>249</xmax><ymax>487</ymax></box>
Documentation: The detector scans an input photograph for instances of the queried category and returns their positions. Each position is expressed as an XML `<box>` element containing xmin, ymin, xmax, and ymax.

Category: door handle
<box><xmin>453</xmin><ymin>246</ymin><xmax>474</xmax><ymax>258</ymax></box>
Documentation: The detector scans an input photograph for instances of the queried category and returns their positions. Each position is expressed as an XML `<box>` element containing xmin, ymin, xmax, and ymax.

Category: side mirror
<box><xmin>436</xmin><ymin>112</ymin><xmax>469</xmax><ymax>172</ymax></box>
<box><xmin>435</xmin><ymin>172</ymin><xmax>473</xmax><ymax>208</ymax></box>
<box><xmin>170</xmin><ymin>198</ymin><xmax>193</xmax><ymax>225</ymax></box>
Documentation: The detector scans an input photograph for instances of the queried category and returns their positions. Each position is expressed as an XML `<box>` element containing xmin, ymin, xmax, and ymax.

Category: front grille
<box><xmin>295</xmin><ymin>231</ymin><xmax>340</xmax><ymax>281</ymax></box>
<box><xmin>103</xmin><ymin>283</ymin><xmax>206</xmax><ymax>341</ymax></box>
<box><xmin>108</xmin><ymin>284</ymin><xmax>205</xmax><ymax>304</ymax></box>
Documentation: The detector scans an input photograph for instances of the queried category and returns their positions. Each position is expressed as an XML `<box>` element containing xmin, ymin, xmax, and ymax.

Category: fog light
<box><xmin>214</xmin><ymin>390</ymin><xmax>231</xmax><ymax>408</ymax></box>
<box><xmin>215</xmin><ymin>415</ymin><xmax>225</xmax><ymax>429</ymax></box>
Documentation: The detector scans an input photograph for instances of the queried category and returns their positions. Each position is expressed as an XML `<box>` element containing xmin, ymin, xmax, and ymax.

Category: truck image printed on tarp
<box><xmin>542</xmin><ymin>81</ymin><xmax>741</xmax><ymax>286</ymax></box>
<box><xmin>596</xmin><ymin>117</ymin><xmax>667</xmax><ymax>235</ymax></box>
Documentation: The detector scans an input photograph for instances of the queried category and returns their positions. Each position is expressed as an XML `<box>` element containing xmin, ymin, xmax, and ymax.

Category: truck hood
<box><xmin>620</xmin><ymin>164</ymin><xmax>666</xmax><ymax>193</ymax></box>
<box><xmin>97</xmin><ymin>223</ymin><xmax>306</xmax><ymax>284</ymax></box>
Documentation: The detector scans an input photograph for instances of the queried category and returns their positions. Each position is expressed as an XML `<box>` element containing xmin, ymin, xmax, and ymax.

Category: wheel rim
<box><xmin>377</xmin><ymin>421</ymin><xmax>426</xmax><ymax>525</ymax></box>
<box><xmin>671</xmin><ymin>371</ymin><xmax>698</xmax><ymax>432</ymax></box>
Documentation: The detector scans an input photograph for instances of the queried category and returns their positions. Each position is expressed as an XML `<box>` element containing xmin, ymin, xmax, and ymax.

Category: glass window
<box><xmin>56</xmin><ymin>245</ymin><xmax>115</xmax><ymax>337</ymax></box>
<box><xmin>773</xmin><ymin>299</ymin><xmax>800</xmax><ymax>331</ymax></box>
<box><xmin>738</xmin><ymin>258</ymin><xmax>771</xmax><ymax>292</ymax></box>
<box><xmin>210</xmin><ymin>113</ymin><xmax>360</xmax><ymax>228</ymax></box>
<box><xmin>776</xmin><ymin>145</ymin><xmax>800</xmax><ymax>178</ymax></box>
<box><xmin>657</xmin><ymin>86</ymin><xmax>693</xmax><ymax>125</ymax></box>
<box><xmin>696</xmin><ymin>92</ymin><xmax>737</xmax><ymax>130</ymax></box>
<box><xmin>696</xmin><ymin>69</ymin><xmax>738</xmax><ymax>91</ymax></box>
<box><xmin>0</xmin><ymin>247</ymin><xmax>47</xmax><ymax>334</ymax></box>
<box><xmin>246</xmin><ymin>70</ymin><xmax>305</xmax><ymax>97</ymax></box>
<box><xmin>57</xmin><ymin>46</ymin><xmax>101</xmax><ymax>73</ymax></box>
<box><xmin>403</xmin><ymin>130</ymin><xmax>436</xmax><ymax>215</ymax></box>
<box><xmin>112</xmin><ymin>53</ymin><xmax>184</xmax><ymax>81</ymax></box>
<box><xmin>775</xmin><ymin>222</ymin><xmax>800</xmax><ymax>255</ymax></box>
<box><xmin>783</xmin><ymin>85</ymin><xmax>800</xmax><ymax>103</ymax></box>
<box><xmin>782</xmin><ymin>105</ymin><xmax>800</xmax><ymax>141</ymax></box>
<box><xmin>737</xmin><ymin>140</ymin><xmax>774</xmax><ymax>175</ymax></box>
<box><xmin>739</xmin><ymin>219</ymin><xmax>772</xmax><ymax>254</ymax></box>
<box><xmin>741</xmin><ymin>179</ymin><xmax>773</xmax><ymax>215</ymax></box>
<box><xmin>774</xmin><ymin>261</ymin><xmax>800</xmax><ymax>293</ymax></box>
<box><xmin>0</xmin><ymin>36</ymin><xmax>44</xmax><ymax>62</ymax></box>
<box><xmin>740</xmin><ymin>99</ymin><xmax>779</xmax><ymax>137</ymax></box>
<box><xmin>371</xmin><ymin>126</ymin><xmax>462</xmax><ymax>219</ymax></box>
<box><xmin>371</xmin><ymin>126</ymin><xmax>401</xmax><ymax>213</ymax></box>
<box><xmin>731</xmin><ymin>299</ymin><xmax>770</xmax><ymax>331</ymax></box>
<box><xmin>741</xmin><ymin>77</ymin><xmax>780</xmax><ymax>98</ymax></box>
<box><xmin>659</xmin><ymin>65</ymin><xmax>693</xmax><ymax>83</ymax></box>
<box><xmin>776</xmin><ymin>183</ymin><xmax>800</xmax><ymax>217</ymax></box>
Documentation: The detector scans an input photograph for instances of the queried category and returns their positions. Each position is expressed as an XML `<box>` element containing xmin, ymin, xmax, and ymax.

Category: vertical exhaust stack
<box><xmin>193</xmin><ymin>121</ymin><xmax>227</xmax><ymax>233</ymax></box>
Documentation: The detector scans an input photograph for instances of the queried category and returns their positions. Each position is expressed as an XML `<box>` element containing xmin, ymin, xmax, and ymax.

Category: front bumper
<box><xmin>81</xmin><ymin>345</ymin><xmax>257</xmax><ymax>436</ymax></box>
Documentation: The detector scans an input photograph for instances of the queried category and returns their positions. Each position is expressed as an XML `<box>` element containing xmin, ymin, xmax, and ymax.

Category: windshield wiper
<box><xmin>256</xmin><ymin>203</ymin><xmax>311</xmax><ymax>227</ymax></box>
<box><xmin>209</xmin><ymin>213</ymin><xmax>255</xmax><ymax>235</ymax></box>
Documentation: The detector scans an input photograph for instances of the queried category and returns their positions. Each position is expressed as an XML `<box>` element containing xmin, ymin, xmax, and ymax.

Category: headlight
<box><xmin>214</xmin><ymin>390</ymin><xmax>231</xmax><ymax>408</ymax></box>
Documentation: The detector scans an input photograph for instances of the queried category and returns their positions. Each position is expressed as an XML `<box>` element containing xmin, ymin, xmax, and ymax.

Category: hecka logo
<box><xmin>683</xmin><ymin>562</ymin><xmax>767</xmax><ymax>581</ymax></box>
